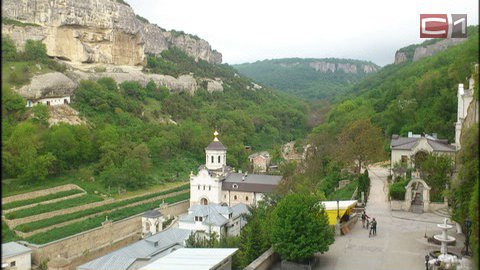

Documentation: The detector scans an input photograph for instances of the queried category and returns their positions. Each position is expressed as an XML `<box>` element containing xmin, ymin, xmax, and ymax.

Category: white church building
<box><xmin>454</xmin><ymin>66</ymin><xmax>479</xmax><ymax>150</ymax></box>
<box><xmin>190</xmin><ymin>131</ymin><xmax>282</xmax><ymax>207</ymax></box>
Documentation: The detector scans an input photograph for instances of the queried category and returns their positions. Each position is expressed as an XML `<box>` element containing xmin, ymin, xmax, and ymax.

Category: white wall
<box><xmin>1</xmin><ymin>253</ymin><xmax>31</xmax><ymax>270</ymax></box>
<box><xmin>26</xmin><ymin>96</ymin><xmax>70</xmax><ymax>108</ymax></box>
<box><xmin>205</xmin><ymin>149</ymin><xmax>226</xmax><ymax>170</ymax></box>
<box><xmin>190</xmin><ymin>169</ymin><xmax>222</xmax><ymax>206</ymax></box>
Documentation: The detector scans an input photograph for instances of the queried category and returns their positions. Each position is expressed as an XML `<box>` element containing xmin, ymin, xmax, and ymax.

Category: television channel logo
<box><xmin>420</xmin><ymin>14</ymin><xmax>467</xmax><ymax>38</ymax></box>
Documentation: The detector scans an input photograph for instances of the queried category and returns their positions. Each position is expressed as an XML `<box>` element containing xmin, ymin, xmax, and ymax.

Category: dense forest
<box><xmin>233</xmin><ymin>58</ymin><xmax>379</xmax><ymax>101</ymax></box>
<box><xmin>1</xmin><ymin>38</ymin><xmax>308</xmax><ymax>192</ymax></box>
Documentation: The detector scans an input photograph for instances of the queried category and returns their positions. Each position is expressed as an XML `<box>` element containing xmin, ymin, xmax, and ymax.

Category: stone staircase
<box><xmin>410</xmin><ymin>193</ymin><xmax>423</xmax><ymax>214</ymax></box>
<box><xmin>433</xmin><ymin>207</ymin><xmax>450</xmax><ymax>218</ymax></box>
<box><xmin>411</xmin><ymin>204</ymin><xmax>423</xmax><ymax>214</ymax></box>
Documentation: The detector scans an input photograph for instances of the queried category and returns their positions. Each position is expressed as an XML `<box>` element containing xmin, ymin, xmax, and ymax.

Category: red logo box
<box><xmin>420</xmin><ymin>14</ymin><xmax>448</xmax><ymax>38</ymax></box>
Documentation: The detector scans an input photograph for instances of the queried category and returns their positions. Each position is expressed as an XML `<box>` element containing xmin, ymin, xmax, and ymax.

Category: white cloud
<box><xmin>128</xmin><ymin>0</ymin><xmax>478</xmax><ymax>66</ymax></box>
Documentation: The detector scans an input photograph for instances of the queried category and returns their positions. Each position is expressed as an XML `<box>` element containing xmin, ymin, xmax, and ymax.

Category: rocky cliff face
<box><xmin>1</xmin><ymin>0</ymin><xmax>222</xmax><ymax>65</ymax></box>
<box><xmin>308</xmin><ymin>61</ymin><xmax>377</xmax><ymax>74</ymax></box>
<box><xmin>394</xmin><ymin>51</ymin><xmax>408</xmax><ymax>64</ymax></box>
<box><xmin>394</xmin><ymin>38</ymin><xmax>466</xmax><ymax>64</ymax></box>
<box><xmin>412</xmin><ymin>38</ymin><xmax>466</xmax><ymax>62</ymax></box>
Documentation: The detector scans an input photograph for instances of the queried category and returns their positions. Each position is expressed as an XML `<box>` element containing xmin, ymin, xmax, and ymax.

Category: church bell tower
<box><xmin>205</xmin><ymin>131</ymin><xmax>227</xmax><ymax>170</ymax></box>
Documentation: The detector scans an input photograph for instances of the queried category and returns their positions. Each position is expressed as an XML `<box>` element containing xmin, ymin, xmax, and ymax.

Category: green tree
<box><xmin>31</xmin><ymin>104</ymin><xmax>49</xmax><ymax>126</ymax></box>
<box><xmin>420</xmin><ymin>153</ymin><xmax>454</xmax><ymax>202</ymax></box>
<box><xmin>270</xmin><ymin>193</ymin><xmax>334</xmax><ymax>263</ymax></box>
<box><xmin>337</xmin><ymin>118</ymin><xmax>384</xmax><ymax>174</ymax></box>
<box><xmin>238</xmin><ymin>203</ymin><xmax>272</xmax><ymax>268</ymax></box>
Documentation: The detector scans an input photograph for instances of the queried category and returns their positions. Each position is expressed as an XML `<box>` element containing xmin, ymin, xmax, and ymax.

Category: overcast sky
<box><xmin>128</xmin><ymin>0</ymin><xmax>478</xmax><ymax>66</ymax></box>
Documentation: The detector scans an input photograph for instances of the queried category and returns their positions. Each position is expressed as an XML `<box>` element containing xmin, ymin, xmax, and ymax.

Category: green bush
<box><xmin>15</xmin><ymin>184</ymin><xmax>189</xmax><ymax>232</ymax></box>
<box><xmin>23</xmin><ymin>40</ymin><xmax>48</xmax><ymax>62</ymax></box>
<box><xmin>2</xmin><ymin>189</ymin><xmax>83</xmax><ymax>210</ymax></box>
<box><xmin>8</xmin><ymin>70</ymin><xmax>29</xmax><ymax>85</ymax></box>
<box><xmin>2</xmin><ymin>36</ymin><xmax>18</xmax><ymax>62</ymax></box>
<box><xmin>389</xmin><ymin>179</ymin><xmax>408</xmax><ymax>200</ymax></box>
<box><xmin>25</xmin><ymin>192</ymin><xmax>189</xmax><ymax>244</ymax></box>
<box><xmin>6</xmin><ymin>194</ymin><xmax>103</xmax><ymax>219</ymax></box>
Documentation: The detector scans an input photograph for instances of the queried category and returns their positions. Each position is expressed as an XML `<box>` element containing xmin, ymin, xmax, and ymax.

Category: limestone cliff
<box><xmin>394</xmin><ymin>38</ymin><xmax>465</xmax><ymax>64</ymax></box>
<box><xmin>412</xmin><ymin>38</ymin><xmax>466</xmax><ymax>62</ymax></box>
<box><xmin>308</xmin><ymin>61</ymin><xmax>377</xmax><ymax>74</ymax></box>
<box><xmin>1</xmin><ymin>0</ymin><xmax>222</xmax><ymax>65</ymax></box>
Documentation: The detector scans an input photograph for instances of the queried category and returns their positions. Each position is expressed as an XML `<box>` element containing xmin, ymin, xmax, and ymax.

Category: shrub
<box><xmin>8</xmin><ymin>70</ymin><xmax>29</xmax><ymax>85</ymax></box>
<box><xmin>23</xmin><ymin>40</ymin><xmax>48</xmax><ymax>62</ymax></box>
<box><xmin>389</xmin><ymin>179</ymin><xmax>408</xmax><ymax>200</ymax></box>
<box><xmin>2</xmin><ymin>36</ymin><xmax>18</xmax><ymax>62</ymax></box>
<box><xmin>94</xmin><ymin>66</ymin><xmax>106</xmax><ymax>73</ymax></box>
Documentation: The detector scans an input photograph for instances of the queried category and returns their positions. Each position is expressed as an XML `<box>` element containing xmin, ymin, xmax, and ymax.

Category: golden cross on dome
<box><xmin>213</xmin><ymin>130</ymin><xmax>219</xmax><ymax>141</ymax></box>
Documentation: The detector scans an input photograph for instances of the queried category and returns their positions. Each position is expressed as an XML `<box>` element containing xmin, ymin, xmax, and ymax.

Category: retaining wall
<box><xmin>3</xmin><ymin>184</ymin><xmax>83</xmax><ymax>203</ymax></box>
<box><xmin>22</xmin><ymin>200</ymin><xmax>190</xmax><ymax>268</ymax></box>
<box><xmin>3</xmin><ymin>191</ymin><xmax>86</xmax><ymax>214</ymax></box>
<box><xmin>5</xmin><ymin>190</ymin><xmax>187</xmax><ymax>228</ymax></box>
<box><xmin>244</xmin><ymin>247</ymin><xmax>279</xmax><ymax>270</ymax></box>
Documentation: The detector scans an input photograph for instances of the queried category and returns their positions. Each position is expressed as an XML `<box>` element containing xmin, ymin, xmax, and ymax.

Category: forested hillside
<box><xmin>316</xmin><ymin>26</ymin><xmax>479</xmax><ymax>143</ymax></box>
<box><xmin>233</xmin><ymin>58</ymin><xmax>379</xmax><ymax>101</ymax></box>
<box><xmin>1</xmin><ymin>40</ymin><xmax>308</xmax><ymax>193</ymax></box>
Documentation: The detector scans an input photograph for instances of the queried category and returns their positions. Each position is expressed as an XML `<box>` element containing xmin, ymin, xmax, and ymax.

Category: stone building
<box><xmin>390</xmin><ymin>132</ymin><xmax>456</xmax><ymax>172</ymax></box>
<box><xmin>77</xmin><ymin>228</ymin><xmax>191</xmax><ymax>270</ymax></box>
<box><xmin>178</xmin><ymin>203</ymin><xmax>248</xmax><ymax>238</ymax></box>
<box><xmin>141</xmin><ymin>209</ymin><xmax>165</xmax><ymax>238</ymax></box>
<box><xmin>1</xmin><ymin>242</ymin><xmax>32</xmax><ymax>270</ymax></box>
<box><xmin>190</xmin><ymin>131</ymin><xmax>282</xmax><ymax>207</ymax></box>
<box><xmin>26</xmin><ymin>96</ymin><xmax>70</xmax><ymax>107</ymax></box>
<box><xmin>248</xmin><ymin>151</ymin><xmax>271</xmax><ymax>173</ymax></box>
<box><xmin>454</xmin><ymin>65</ymin><xmax>479</xmax><ymax>150</ymax></box>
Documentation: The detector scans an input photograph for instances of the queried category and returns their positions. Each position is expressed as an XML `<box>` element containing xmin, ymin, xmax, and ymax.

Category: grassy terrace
<box><xmin>2</xmin><ymin>189</ymin><xmax>84</xmax><ymax>210</ymax></box>
<box><xmin>327</xmin><ymin>181</ymin><xmax>358</xmax><ymax>201</ymax></box>
<box><xmin>26</xmin><ymin>192</ymin><xmax>190</xmax><ymax>244</ymax></box>
<box><xmin>5</xmin><ymin>194</ymin><xmax>103</xmax><ymax>220</ymax></box>
<box><xmin>2</xmin><ymin>221</ymin><xmax>22</xmax><ymax>243</ymax></box>
<box><xmin>15</xmin><ymin>183</ymin><xmax>190</xmax><ymax>232</ymax></box>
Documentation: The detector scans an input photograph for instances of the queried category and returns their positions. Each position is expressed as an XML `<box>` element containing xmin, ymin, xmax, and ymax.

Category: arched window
<box><xmin>203</xmin><ymin>185</ymin><xmax>205</xmax><ymax>190</ymax></box>
<box><xmin>246</xmin><ymin>196</ymin><xmax>249</xmax><ymax>201</ymax></box>
<box><xmin>211</xmin><ymin>156</ymin><xmax>214</xmax><ymax>163</ymax></box>
<box><xmin>209</xmin><ymin>185</ymin><xmax>211</xmax><ymax>191</ymax></box>
<box><xmin>145</xmin><ymin>221</ymin><xmax>151</xmax><ymax>231</ymax></box>
<box><xmin>198</xmin><ymin>185</ymin><xmax>200</xmax><ymax>190</ymax></box>
<box><xmin>234</xmin><ymin>195</ymin><xmax>237</xmax><ymax>200</ymax></box>
<box><xmin>218</xmin><ymin>156</ymin><xmax>221</xmax><ymax>163</ymax></box>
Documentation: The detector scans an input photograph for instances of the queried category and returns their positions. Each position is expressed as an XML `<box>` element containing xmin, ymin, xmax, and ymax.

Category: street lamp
<box><xmin>464</xmin><ymin>216</ymin><xmax>471</xmax><ymax>256</ymax></box>
<box><xmin>336</xmin><ymin>198</ymin><xmax>340</xmax><ymax>218</ymax></box>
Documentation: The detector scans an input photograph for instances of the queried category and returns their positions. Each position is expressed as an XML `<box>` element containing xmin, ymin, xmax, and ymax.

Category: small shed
<box><xmin>142</xmin><ymin>209</ymin><xmax>164</xmax><ymax>237</ymax></box>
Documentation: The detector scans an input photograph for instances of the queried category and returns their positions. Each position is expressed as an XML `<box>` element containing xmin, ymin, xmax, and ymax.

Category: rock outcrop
<box><xmin>1</xmin><ymin>0</ymin><xmax>222</xmax><ymax>66</ymax></box>
<box><xmin>48</xmin><ymin>105</ymin><xmax>86</xmax><ymax>127</ymax></box>
<box><xmin>18</xmin><ymin>72</ymin><xmax>78</xmax><ymax>99</ymax></box>
<box><xmin>412</xmin><ymin>38</ymin><xmax>466</xmax><ymax>62</ymax></box>
<box><xmin>394</xmin><ymin>51</ymin><xmax>408</xmax><ymax>64</ymax></box>
<box><xmin>308</xmin><ymin>61</ymin><xmax>377</xmax><ymax>74</ymax></box>
<box><xmin>394</xmin><ymin>38</ymin><xmax>466</xmax><ymax>64</ymax></box>
<box><xmin>68</xmin><ymin>68</ymin><xmax>199</xmax><ymax>95</ymax></box>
